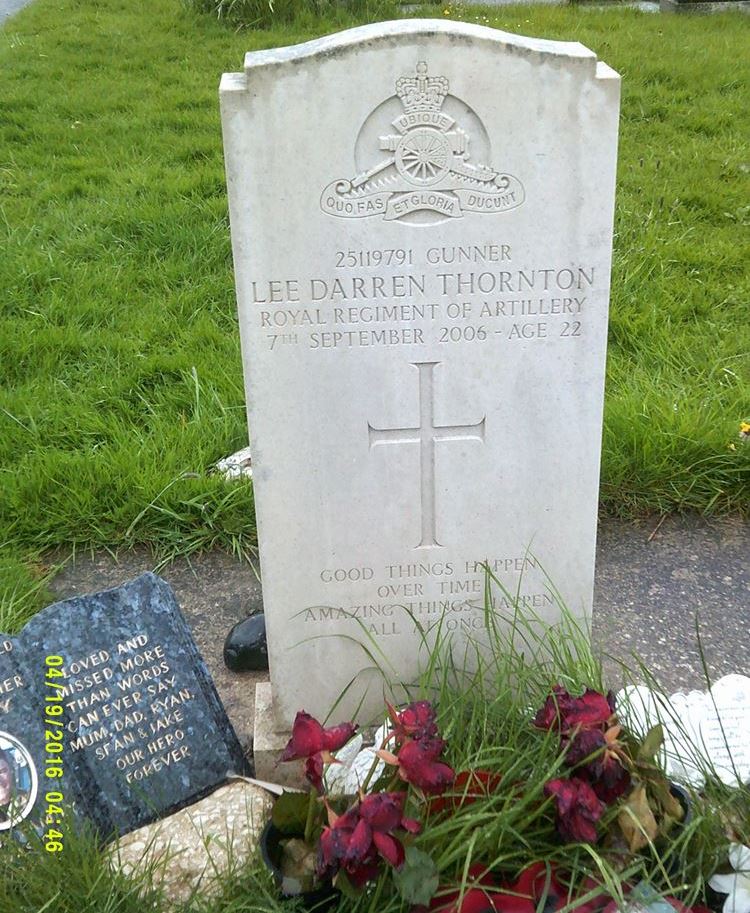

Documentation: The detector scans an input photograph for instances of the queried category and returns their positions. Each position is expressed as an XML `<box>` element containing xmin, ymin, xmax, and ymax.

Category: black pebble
<box><xmin>224</xmin><ymin>613</ymin><xmax>268</xmax><ymax>672</ymax></box>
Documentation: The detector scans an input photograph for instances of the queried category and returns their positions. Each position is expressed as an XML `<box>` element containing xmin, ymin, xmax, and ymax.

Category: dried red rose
<box><xmin>534</xmin><ymin>687</ymin><xmax>613</xmax><ymax>733</ymax></box>
<box><xmin>281</xmin><ymin>710</ymin><xmax>357</xmax><ymax>792</ymax></box>
<box><xmin>389</xmin><ymin>700</ymin><xmax>440</xmax><ymax>743</ymax></box>
<box><xmin>563</xmin><ymin>727</ymin><xmax>631</xmax><ymax>804</ymax></box>
<box><xmin>396</xmin><ymin>738</ymin><xmax>455</xmax><ymax>795</ymax></box>
<box><xmin>544</xmin><ymin>777</ymin><xmax>604</xmax><ymax>844</ymax></box>
<box><xmin>281</xmin><ymin>711</ymin><xmax>357</xmax><ymax>761</ymax></box>
<box><xmin>319</xmin><ymin>791</ymin><xmax>418</xmax><ymax>888</ymax></box>
<box><xmin>563</xmin><ymin>728</ymin><xmax>607</xmax><ymax>765</ymax></box>
<box><xmin>585</xmin><ymin>753</ymin><xmax>631</xmax><ymax>804</ymax></box>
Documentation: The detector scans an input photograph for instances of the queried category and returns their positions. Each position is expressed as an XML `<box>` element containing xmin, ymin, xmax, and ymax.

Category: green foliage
<box><xmin>0</xmin><ymin>821</ymin><xmax>167</xmax><ymax>913</ymax></box>
<box><xmin>271</xmin><ymin>791</ymin><xmax>310</xmax><ymax>834</ymax></box>
<box><xmin>189</xmin><ymin>0</ymin><xmax>400</xmax><ymax>29</ymax></box>
<box><xmin>0</xmin><ymin>0</ymin><xmax>748</xmax><ymax>614</ymax></box>
<box><xmin>393</xmin><ymin>846</ymin><xmax>440</xmax><ymax>906</ymax></box>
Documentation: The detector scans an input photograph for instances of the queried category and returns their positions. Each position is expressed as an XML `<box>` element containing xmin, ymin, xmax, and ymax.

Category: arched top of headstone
<box><xmin>240</xmin><ymin>19</ymin><xmax>602</xmax><ymax>76</ymax></box>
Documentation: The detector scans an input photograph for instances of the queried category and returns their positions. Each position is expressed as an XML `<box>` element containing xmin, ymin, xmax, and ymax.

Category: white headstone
<box><xmin>220</xmin><ymin>20</ymin><xmax>620</xmax><ymax>727</ymax></box>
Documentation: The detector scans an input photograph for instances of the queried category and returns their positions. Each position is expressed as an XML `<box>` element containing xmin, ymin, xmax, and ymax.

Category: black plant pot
<box><xmin>656</xmin><ymin>782</ymin><xmax>694</xmax><ymax>877</ymax></box>
<box><xmin>669</xmin><ymin>781</ymin><xmax>693</xmax><ymax>827</ymax></box>
<box><xmin>260</xmin><ymin>821</ymin><xmax>338</xmax><ymax>912</ymax></box>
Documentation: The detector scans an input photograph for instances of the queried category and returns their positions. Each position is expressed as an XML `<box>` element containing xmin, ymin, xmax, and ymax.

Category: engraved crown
<box><xmin>395</xmin><ymin>62</ymin><xmax>448</xmax><ymax>114</ymax></box>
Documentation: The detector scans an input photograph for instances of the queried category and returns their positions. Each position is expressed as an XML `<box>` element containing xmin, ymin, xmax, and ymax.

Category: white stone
<box><xmin>108</xmin><ymin>780</ymin><xmax>273</xmax><ymax>906</ymax></box>
<box><xmin>220</xmin><ymin>20</ymin><xmax>620</xmax><ymax>726</ymax></box>
<box><xmin>215</xmin><ymin>446</ymin><xmax>253</xmax><ymax>480</ymax></box>
<box><xmin>618</xmin><ymin>674</ymin><xmax>750</xmax><ymax>787</ymax></box>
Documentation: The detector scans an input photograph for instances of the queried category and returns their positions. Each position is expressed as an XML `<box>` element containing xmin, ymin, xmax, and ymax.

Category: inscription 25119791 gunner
<box><xmin>321</xmin><ymin>62</ymin><xmax>525</xmax><ymax>224</ymax></box>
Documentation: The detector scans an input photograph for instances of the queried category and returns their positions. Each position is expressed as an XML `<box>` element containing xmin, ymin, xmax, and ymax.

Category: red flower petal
<box><xmin>422</xmin><ymin>885</ymin><xmax>461</xmax><ymax>913</ymax></box>
<box><xmin>304</xmin><ymin>753</ymin><xmax>325</xmax><ymax>793</ymax></box>
<box><xmin>319</xmin><ymin>824</ymin><xmax>349</xmax><ymax>869</ymax></box>
<box><xmin>563</xmin><ymin>690</ymin><xmax>613</xmax><ymax>728</ymax></box>
<box><xmin>564</xmin><ymin>729</ymin><xmax>606</xmax><ymax>766</ymax></box>
<box><xmin>430</xmin><ymin>887</ymin><xmax>508</xmax><ymax>913</ymax></box>
<box><xmin>510</xmin><ymin>862</ymin><xmax>566</xmax><ymax>911</ymax></box>
<box><xmin>398</xmin><ymin>739</ymin><xmax>455</xmax><ymax>795</ymax></box>
<box><xmin>545</xmin><ymin>778</ymin><xmax>577</xmax><ymax>813</ymax></box>
<box><xmin>533</xmin><ymin>686</ymin><xmax>571</xmax><ymax>730</ymax></box>
<box><xmin>345</xmin><ymin>857</ymin><xmax>381</xmax><ymax>888</ymax></box>
<box><xmin>533</xmin><ymin>686</ymin><xmax>613</xmax><ymax>733</ymax></box>
<box><xmin>281</xmin><ymin>711</ymin><xmax>326</xmax><ymax>760</ymax></box>
<box><xmin>491</xmin><ymin>894</ymin><xmax>537</xmax><ymax>913</ymax></box>
<box><xmin>395</xmin><ymin>701</ymin><xmax>439</xmax><ymax>741</ymax></box>
<box><xmin>372</xmin><ymin>830</ymin><xmax>405</xmax><ymax>868</ymax></box>
<box><xmin>467</xmin><ymin>864</ymin><xmax>496</xmax><ymax>886</ymax></box>
<box><xmin>322</xmin><ymin>721</ymin><xmax>358</xmax><ymax>752</ymax></box>
<box><xmin>545</xmin><ymin>777</ymin><xmax>604</xmax><ymax>844</ymax></box>
<box><xmin>345</xmin><ymin>817</ymin><xmax>372</xmax><ymax>862</ymax></box>
<box><xmin>359</xmin><ymin>792</ymin><xmax>404</xmax><ymax>831</ymax></box>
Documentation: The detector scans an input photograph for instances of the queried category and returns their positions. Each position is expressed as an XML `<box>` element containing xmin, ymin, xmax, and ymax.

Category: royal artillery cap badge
<box><xmin>321</xmin><ymin>62</ymin><xmax>524</xmax><ymax>224</ymax></box>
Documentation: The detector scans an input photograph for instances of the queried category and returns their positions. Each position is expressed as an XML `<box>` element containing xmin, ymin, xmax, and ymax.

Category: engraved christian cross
<box><xmin>368</xmin><ymin>361</ymin><xmax>486</xmax><ymax>549</ymax></box>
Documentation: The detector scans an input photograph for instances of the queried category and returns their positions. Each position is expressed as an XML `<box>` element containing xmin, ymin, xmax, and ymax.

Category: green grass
<box><xmin>0</xmin><ymin>1</ymin><xmax>749</xmax><ymax>601</ymax></box>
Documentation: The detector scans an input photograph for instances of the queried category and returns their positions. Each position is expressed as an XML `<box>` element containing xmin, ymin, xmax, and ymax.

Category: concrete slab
<box><xmin>44</xmin><ymin>513</ymin><xmax>749</xmax><ymax>752</ymax></box>
<box><xmin>594</xmin><ymin>514</ymin><xmax>750</xmax><ymax>691</ymax></box>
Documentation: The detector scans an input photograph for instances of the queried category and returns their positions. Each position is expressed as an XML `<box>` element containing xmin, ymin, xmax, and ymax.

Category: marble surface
<box><xmin>109</xmin><ymin>780</ymin><xmax>273</xmax><ymax>905</ymax></box>
<box><xmin>220</xmin><ymin>20</ymin><xmax>621</xmax><ymax>727</ymax></box>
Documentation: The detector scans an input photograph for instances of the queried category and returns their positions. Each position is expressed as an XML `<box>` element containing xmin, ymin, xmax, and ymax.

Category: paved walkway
<box><xmin>45</xmin><ymin>514</ymin><xmax>749</xmax><ymax>749</ymax></box>
<box><xmin>0</xmin><ymin>0</ymin><xmax>32</xmax><ymax>24</ymax></box>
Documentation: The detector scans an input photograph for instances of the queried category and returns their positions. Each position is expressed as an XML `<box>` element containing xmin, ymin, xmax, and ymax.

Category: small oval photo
<box><xmin>0</xmin><ymin>731</ymin><xmax>38</xmax><ymax>829</ymax></box>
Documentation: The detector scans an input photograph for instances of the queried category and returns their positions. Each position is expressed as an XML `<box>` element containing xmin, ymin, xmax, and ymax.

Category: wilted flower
<box><xmin>534</xmin><ymin>686</ymin><xmax>614</xmax><ymax>733</ymax></box>
<box><xmin>385</xmin><ymin>737</ymin><xmax>455</xmax><ymax>795</ymax></box>
<box><xmin>564</xmin><ymin>728</ymin><xmax>607</xmax><ymax>765</ymax></box>
<box><xmin>544</xmin><ymin>777</ymin><xmax>604</xmax><ymax>844</ymax></box>
<box><xmin>281</xmin><ymin>710</ymin><xmax>357</xmax><ymax>792</ymax></box>
<box><xmin>564</xmin><ymin>726</ymin><xmax>631</xmax><ymax>804</ymax></box>
<box><xmin>388</xmin><ymin>700</ymin><xmax>439</xmax><ymax>743</ymax></box>
<box><xmin>710</xmin><ymin>845</ymin><xmax>750</xmax><ymax>913</ymax></box>
<box><xmin>318</xmin><ymin>792</ymin><xmax>419</xmax><ymax>887</ymax></box>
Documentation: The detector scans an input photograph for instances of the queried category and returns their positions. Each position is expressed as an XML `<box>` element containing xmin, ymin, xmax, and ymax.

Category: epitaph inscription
<box><xmin>0</xmin><ymin>574</ymin><xmax>246</xmax><ymax>837</ymax></box>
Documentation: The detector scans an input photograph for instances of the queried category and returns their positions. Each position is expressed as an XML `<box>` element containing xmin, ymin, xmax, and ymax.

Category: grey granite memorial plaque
<box><xmin>0</xmin><ymin>573</ymin><xmax>246</xmax><ymax>837</ymax></box>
